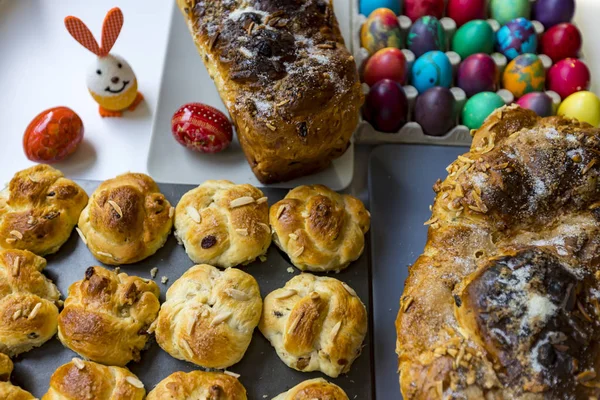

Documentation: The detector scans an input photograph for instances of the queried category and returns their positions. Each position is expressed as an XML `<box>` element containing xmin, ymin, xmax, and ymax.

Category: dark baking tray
<box><xmin>368</xmin><ymin>144</ymin><xmax>467</xmax><ymax>398</ymax></box>
<box><xmin>10</xmin><ymin>181</ymin><xmax>374</xmax><ymax>399</ymax></box>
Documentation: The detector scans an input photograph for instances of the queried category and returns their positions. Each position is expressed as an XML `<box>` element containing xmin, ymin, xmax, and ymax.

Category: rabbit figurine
<box><xmin>65</xmin><ymin>8</ymin><xmax>143</xmax><ymax>117</ymax></box>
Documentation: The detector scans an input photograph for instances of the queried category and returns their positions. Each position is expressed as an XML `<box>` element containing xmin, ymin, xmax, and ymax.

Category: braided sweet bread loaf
<box><xmin>396</xmin><ymin>105</ymin><xmax>600</xmax><ymax>398</ymax></box>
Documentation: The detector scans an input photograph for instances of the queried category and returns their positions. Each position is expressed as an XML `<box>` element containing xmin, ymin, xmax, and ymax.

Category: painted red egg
<box><xmin>446</xmin><ymin>0</ymin><xmax>486</xmax><ymax>27</ymax></box>
<box><xmin>363</xmin><ymin>47</ymin><xmax>407</xmax><ymax>86</ymax></box>
<box><xmin>547</xmin><ymin>58</ymin><xmax>591</xmax><ymax>100</ymax></box>
<box><xmin>404</xmin><ymin>0</ymin><xmax>444</xmax><ymax>21</ymax></box>
<box><xmin>540</xmin><ymin>23</ymin><xmax>582</xmax><ymax>63</ymax></box>
<box><xmin>23</xmin><ymin>107</ymin><xmax>84</xmax><ymax>163</ymax></box>
<box><xmin>171</xmin><ymin>103</ymin><xmax>233</xmax><ymax>153</ymax></box>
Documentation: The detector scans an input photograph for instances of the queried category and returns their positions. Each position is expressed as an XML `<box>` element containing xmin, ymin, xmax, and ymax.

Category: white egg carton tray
<box><xmin>350</xmin><ymin>0</ymin><xmax>561</xmax><ymax>146</ymax></box>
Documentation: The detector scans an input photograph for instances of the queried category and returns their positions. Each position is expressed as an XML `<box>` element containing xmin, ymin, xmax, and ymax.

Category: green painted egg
<box><xmin>490</xmin><ymin>0</ymin><xmax>531</xmax><ymax>26</ymax></box>
<box><xmin>462</xmin><ymin>92</ymin><xmax>505</xmax><ymax>129</ymax></box>
<box><xmin>451</xmin><ymin>20</ymin><xmax>495</xmax><ymax>59</ymax></box>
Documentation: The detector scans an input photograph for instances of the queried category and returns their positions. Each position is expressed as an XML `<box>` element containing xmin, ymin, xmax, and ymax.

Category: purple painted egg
<box><xmin>414</xmin><ymin>87</ymin><xmax>456</xmax><ymax>136</ymax></box>
<box><xmin>406</xmin><ymin>16</ymin><xmax>446</xmax><ymax>58</ymax></box>
<box><xmin>456</xmin><ymin>53</ymin><xmax>497</xmax><ymax>97</ymax></box>
<box><xmin>363</xmin><ymin>79</ymin><xmax>408</xmax><ymax>132</ymax></box>
<box><xmin>495</xmin><ymin>18</ymin><xmax>537</xmax><ymax>60</ymax></box>
<box><xmin>516</xmin><ymin>92</ymin><xmax>555</xmax><ymax>117</ymax></box>
<box><xmin>534</xmin><ymin>0</ymin><xmax>575</xmax><ymax>29</ymax></box>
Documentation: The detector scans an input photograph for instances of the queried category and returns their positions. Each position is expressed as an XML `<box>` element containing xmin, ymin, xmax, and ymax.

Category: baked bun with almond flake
<box><xmin>77</xmin><ymin>172</ymin><xmax>173</xmax><ymax>265</ymax></box>
<box><xmin>146</xmin><ymin>370</ymin><xmax>247</xmax><ymax>400</ymax></box>
<box><xmin>155</xmin><ymin>264</ymin><xmax>262</xmax><ymax>369</ymax></box>
<box><xmin>174</xmin><ymin>180</ymin><xmax>271</xmax><ymax>268</ymax></box>
<box><xmin>0</xmin><ymin>164</ymin><xmax>88</xmax><ymax>256</ymax></box>
<box><xmin>57</xmin><ymin>266</ymin><xmax>160</xmax><ymax>366</ymax></box>
<box><xmin>0</xmin><ymin>353</ymin><xmax>35</xmax><ymax>400</ymax></box>
<box><xmin>259</xmin><ymin>273</ymin><xmax>367</xmax><ymax>378</ymax></box>
<box><xmin>269</xmin><ymin>185</ymin><xmax>369</xmax><ymax>272</ymax></box>
<box><xmin>42</xmin><ymin>359</ymin><xmax>145</xmax><ymax>400</ymax></box>
<box><xmin>273</xmin><ymin>378</ymin><xmax>349</xmax><ymax>400</ymax></box>
<box><xmin>0</xmin><ymin>249</ymin><xmax>61</xmax><ymax>357</ymax></box>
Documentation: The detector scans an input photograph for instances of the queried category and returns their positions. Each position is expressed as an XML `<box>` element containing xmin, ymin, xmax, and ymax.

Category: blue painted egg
<box><xmin>411</xmin><ymin>51</ymin><xmax>452</xmax><ymax>93</ymax></box>
<box><xmin>360</xmin><ymin>0</ymin><xmax>402</xmax><ymax>17</ymax></box>
<box><xmin>495</xmin><ymin>18</ymin><xmax>538</xmax><ymax>60</ymax></box>
<box><xmin>407</xmin><ymin>16</ymin><xmax>446</xmax><ymax>58</ymax></box>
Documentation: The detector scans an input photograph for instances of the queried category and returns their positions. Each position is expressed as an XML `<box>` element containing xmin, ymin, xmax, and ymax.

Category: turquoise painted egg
<box><xmin>462</xmin><ymin>92</ymin><xmax>505</xmax><ymax>129</ymax></box>
<box><xmin>360</xmin><ymin>0</ymin><xmax>402</xmax><ymax>16</ymax></box>
<box><xmin>495</xmin><ymin>18</ymin><xmax>538</xmax><ymax>61</ymax></box>
<box><xmin>410</xmin><ymin>50</ymin><xmax>452</xmax><ymax>93</ymax></box>
<box><xmin>407</xmin><ymin>16</ymin><xmax>446</xmax><ymax>58</ymax></box>
<box><xmin>490</xmin><ymin>0</ymin><xmax>531</xmax><ymax>26</ymax></box>
<box><xmin>361</xmin><ymin>8</ymin><xmax>403</xmax><ymax>55</ymax></box>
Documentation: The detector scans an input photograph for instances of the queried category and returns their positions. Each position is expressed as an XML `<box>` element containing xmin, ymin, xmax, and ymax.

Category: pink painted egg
<box><xmin>446</xmin><ymin>0</ymin><xmax>486</xmax><ymax>27</ymax></box>
<box><xmin>546</xmin><ymin>58</ymin><xmax>591</xmax><ymax>100</ymax></box>
<box><xmin>404</xmin><ymin>0</ymin><xmax>444</xmax><ymax>21</ymax></box>
<box><xmin>171</xmin><ymin>103</ymin><xmax>233</xmax><ymax>153</ymax></box>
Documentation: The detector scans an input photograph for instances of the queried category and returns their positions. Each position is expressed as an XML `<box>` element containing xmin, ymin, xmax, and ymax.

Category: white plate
<box><xmin>147</xmin><ymin>1</ymin><xmax>354</xmax><ymax>190</ymax></box>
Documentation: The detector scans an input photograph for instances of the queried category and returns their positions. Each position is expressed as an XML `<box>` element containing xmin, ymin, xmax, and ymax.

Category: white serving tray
<box><xmin>147</xmin><ymin>2</ymin><xmax>354</xmax><ymax>190</ymax></box>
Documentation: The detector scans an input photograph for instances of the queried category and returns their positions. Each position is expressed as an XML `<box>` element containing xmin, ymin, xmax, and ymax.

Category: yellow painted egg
<box><xmin>502</xmin><ymin>53</ymin><xmax>545</xmax><ymax>99</ymax></box>
<box><xmin>557</xmin><ymin>91</ymin><xmax>600</xmax><ymax>127</ymax></box>
<box><xmin>361</xmin><ymin>8</ymin><xmax>403</xmax><ymax>55</ymax></box>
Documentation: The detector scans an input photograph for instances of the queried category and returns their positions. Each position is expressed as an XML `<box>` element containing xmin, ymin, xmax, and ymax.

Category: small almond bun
<box><xmin>0</xmin><ymin>249</ymin><xmax>61</xmax><ymax>357</ymax></box>
<box><xmin>273</xmin><ymin>378</ymin><xmax>349</xmax><ymax>400</ymax></box>
<box><xmin>259</xmin><ymin>274</ymin><xmax>367</xmax><ymax>378</ymax></box>
<box><xmin>42</xmin><ymin>359</ymin><xmax>145</xmax><ymax>400</ymax></box>
<box><xmin>77</xmin><ymin>172</ymin><xmax>173</xmax><ymax>265</ymax></box>
<box><xmin>0</xmin><ymin>353</ymin><xmax>35</xmax><ymax>399</ymax></box>
<box><xmin>155</xmin><ymin>264</ymin><xmax>262</xmax><ymax>369</ymax></box>
<box><xmin>57</xmin><ymin>266</ymin><xmax>160</xmax><ymax>366</ymax></box>
<box><xmin>146</xmin><ymin>370</ymin><xmax>247</xmax><ymax>400</ymax></box>
<box><xmin>0</xmin><ymin>164</ymin><xmax>88</xmax><ymax>256</ymax></box>
<box><xmin>269</xmin><ymin>185</ymin><xmax>370</xmax><ymax>272</ymax></box>
<box><xmin>174</xmin><ymin>180</ymin><xmax>271</xmax><ymax>268</ymax></box>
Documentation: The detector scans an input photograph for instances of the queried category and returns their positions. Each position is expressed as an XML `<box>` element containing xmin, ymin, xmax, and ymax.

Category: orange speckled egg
<box><xmin>502</xmin><ymin>53</ymin><xmax>545</xmax><ymax>98</ymax></box>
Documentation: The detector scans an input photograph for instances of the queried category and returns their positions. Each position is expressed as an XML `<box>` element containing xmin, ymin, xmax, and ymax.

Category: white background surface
<box><xmin>0</xmin><ymin>0</ymin><xmax>599</xmax><ymax>185</ymax></box>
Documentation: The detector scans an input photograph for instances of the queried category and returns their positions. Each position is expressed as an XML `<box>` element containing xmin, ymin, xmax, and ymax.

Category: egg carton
<box><xmin>350</xmin><ymin>0</ymin><xmax>569</xmax><ymax>146</ymax></box>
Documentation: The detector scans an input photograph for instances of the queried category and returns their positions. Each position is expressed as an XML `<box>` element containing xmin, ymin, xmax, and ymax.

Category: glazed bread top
<box><xmin>146</xmin><ymin>370</ymin><xmax>247</xmax><ymax>400</ymax></box>
<box><xmin>0</xmin><ymin>164</ymin><xmax>88</xmax><ymax>255</ymax></box>
<box><xmin>396</xmin><ymin>105</ymin><xmax>600</xmax><ymax>399</ymax></box>
<box><xmin>272</xmin><ymin>378</ymin><xmax>348</xmax><ymax>400</ymax></box>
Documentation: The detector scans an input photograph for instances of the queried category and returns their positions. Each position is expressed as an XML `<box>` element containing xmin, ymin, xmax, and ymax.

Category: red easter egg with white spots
<box><xmin>547</xmin><ymin>58</ymin><xmax>591</xmax><ymax>100</ymax></box>
<box><xmin>171</xmin><ymin>103</ymin><xmax>233</xmax><ymax>153</ymax></box>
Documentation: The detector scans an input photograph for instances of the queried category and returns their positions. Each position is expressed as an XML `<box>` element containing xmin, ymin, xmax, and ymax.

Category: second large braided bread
<box><xmin>396</xmin><ymin>105</ymin><xmax>600</xmax><ymax>399</ymax></box>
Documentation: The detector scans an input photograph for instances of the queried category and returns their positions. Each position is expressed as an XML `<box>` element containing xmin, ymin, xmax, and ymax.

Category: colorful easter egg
<box><xmin>414</xmin><ymin>87</ymin><xmax>456</xmax><ymax>136</ymax></box>
<box><xmin>558</xmin><ymin>91</ymin><xmax>600</xmax><ymax>127</ymax></box>
<box><xmin>540</xmin><ymin>23</ymin><xmax>582</xmax><ymax>63</ymax></box>
<box><xmin>363</xmin><ymin>79</ymin><xmax>409</xmax><ymax>132</ymax></box>
<box><xmin>404</xmin><ymin>0</ymin><xmax>444</xmax><ymax>21</ymax></box>
<box><xmin>360</xmin><ymin>0</ymin><xmax>402</xmax><ymax>16</ymax></box>
<box><xmin>456</xmin><ymin>53</ymin><xmax>497</xmax><ymax>97</ymax></box>
<box><xmin>361</xmin><ymin>8</ymin><xmax>403</xmax><ymax>54</ymax></box>
<box><xmin>462</xmin><ymin>92</ymin><xmax>505</xmax><ymax>129</ymax></box>
<box><xmin>171</xmin><ymin>103</ymin><xmax>233</xmax><ymax>153</ymax></box>
<box><xmin>364</xmin><ymin>47</ymin><xmax>407</xmax><ymax>86</ymax></box>
<box><xmin>547</xmin><ymin>58</ymin><xmax>591</xmax><ymax>100</ymax></box>
<box><xmin>446</xmin><ymin>0</ymin><xmax>486</xmax><ymax>27</ymax></box>
<box><xmin>23</xmin><ymin>107</ymin><xmax>84</xmax><ymax>163</ymax></box>
<box><xmin>502</xmin><ymin>53</ymin><xmax>545</xmax><ymax>98</ymax></box>
<box><xmin>534</xmin><ymin>0</ymin><xmax>575</xmax><ymax>29</ymax></box>
<box><xmin>451</xmin><ymin>20</ymin><xmax>495</xmax><ymax>59</ymax></box>
<box><xmin>495</xmin><ymin>18</ymin><xmax>538</xmax><ymax>61</ymax></box>
<box><xmin>490</xmin><ymin>0</ymin><xmax>531</xmax><ymax>26</ymax></box>
<box><xmin>406</xmin><ymin>16</ymin><xmax>446</xmax><ymax>58</ymax></box>
<box><xmin>516</xmin><ymin>92</ymin><xmax>555</xmax><ymax>117</ymax></box>
<box><xmin>411</xmin><ymin>50</ymin><xmax>453</xmax><ymax>93</ymax></box>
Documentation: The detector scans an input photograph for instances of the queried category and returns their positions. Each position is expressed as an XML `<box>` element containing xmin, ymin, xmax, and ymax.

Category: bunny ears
<box><xmin>65</xmin><ymin>7</ymin><xmax>123</xmax><ymax>57</ymax></box>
